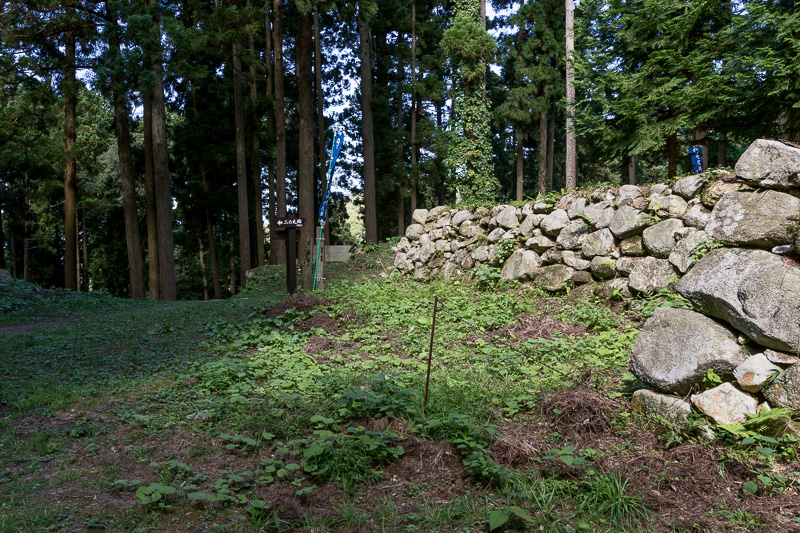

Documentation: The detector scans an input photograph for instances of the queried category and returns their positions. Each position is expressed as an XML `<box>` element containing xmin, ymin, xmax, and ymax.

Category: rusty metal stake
<box><xmin>423</xmin><ymin>295</ymin><xmax>439</xmax><ymax>413</ymax></box>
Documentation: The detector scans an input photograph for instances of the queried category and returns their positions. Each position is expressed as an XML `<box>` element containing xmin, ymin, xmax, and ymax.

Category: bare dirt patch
<box><xmin>265</xmin><ymin>295</ymin><xmax>331</xmax><ymax>318</ymax></box>
<box><xmin>463</xmin><ymin>313</ymin><xmax>590</xmax><ymax>346</ymax></box>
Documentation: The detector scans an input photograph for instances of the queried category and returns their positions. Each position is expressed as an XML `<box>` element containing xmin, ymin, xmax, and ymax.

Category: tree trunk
<box><xmin>297</xmin><ymin>11</ymin><xmax>315</xmax><ymax>291</ymax></box>
<box><xmin>515</xmin><ymin>129</ymin><xmax>524</xmax><ymax>201</ymax></box>
<box><xmin>272</xmin><ymin>0</ymin><xmax>287</xmax><ymax>264</ymax></box>
<box><xmin>396</xmin><ymin>34</ymin><xmax>405</xmax><ymax>235</ymax></box>
<box><xmin>0</xmin><ymin>207</ymin><xmax>5</xmax><ymax>270</ymax></box>
<box><xmin>538</xmin><ymin>110</ymin><xmax>548</xmax><ymax>196</ymax></box>
<box><xmin>547</xmin><ymin>109</ymin><xmax>555</xmax><ymax>191</ymax></box>
<box><xmin>718</xmin><ymin>131</ymin><xmax>728</xmax><ymax>167</ymax></box>
<box><xmin>142</xmin><ymin>89</ymin><xmax>160</xmax><ymax>300</ymax></box>
<box><xmin>64</xmin><ymin>15</ymin><xmax>78</xmax><ymax>291</ymax></box>
<box><xmin>249</xmin><ymin>36</ymin><xmax>266</xmax><ymax>268</ymax></box>
<box><xmin>410</xmin><ymin>0</ymin><xmax>418</xmax><ymax>213</ymax></box>
<box><xmin>564</xmin><ymin>0</ymin><xmax>577</xmax><ymax>189</ymax></box>
<box><xmin>198</xmin><ymin>237</ymin><xmax>208</xmax><ymax>301</ymax></box>
<box><xmin>201</xmin><ymin>171</ymin><xmax>222</xmax><ymax>299</ymax></box>
<box><xmin>149</xmin><ymin>4</ymin><xmax>177</xmax><ymax>300</ymax></box>
<box><xmin>233</xmin><ymin>41</ymin><xmax>251</xmax><ymax>289</ymax></box>
<box><xmin>229</xmin><ymin>231</ymin><xmax>236</xmax><ymax>294</ymax></box>
<box><xmin>628</xmin><ymin>155</ymin><xmax>637</xmax><ymax>185</ymax></box>
<box><xmin>667</xmin><ymin>133</ymin><xmax>678</xmax><ymax>179</ymax></box>
<box><xmin>81</xmin><ymin>208</ymin><xmax>89</xmax><ymax>290</ymax></box>
<box><xmin>264</xmin><ymin>2</ymin><xmax>279</xmax><ymax>265</ymax></box>
<box><xmin>10</xmin><ymin>222</ymin><xmax>17</xmax><ymax>279</ymax></box>
<box><xmin>314</xmin><ymin>6</ymin><xmax>328</xmax><ymax>244</ymax></box>
<box><xmin>359</xmin><ymin>6</ymin><xmax>378</xmax><ymax>243</ymax></box>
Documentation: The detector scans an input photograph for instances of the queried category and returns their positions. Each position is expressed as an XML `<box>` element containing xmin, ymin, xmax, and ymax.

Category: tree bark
<box><xmin>64</xmin><ymin>15</ymin><xmax>78</xmax><ymax>291</ymax></box>
<box><xmin>198</xmin><ymin>237</ymin><xmax>208</xmax><ymax>301</ymax></box>
<box><xmin>628</xmin><ymin>155</ymin><xmax>637</xmax><ymax>185</ymax></box>
<box><xmin>667</xmin><ymin>133</ymin><xmax>678</xmax><ymax>179</ymax></box>
<box><xmin>229</xmin><ymin>230</ymin><xmax>236</xmax><ymax>294</ymax></box>
<box><xmin>359</xmin><ymin>5</ymin><xmax>378</xmax><ymax>243</ymax></box>
<box><xmin>515</xmin><ymin>129</ymin><xmax>523</xmax><ymax>201</ymax></box>
<box><xmin>233</xmin><ymin>41</ymin><xmax>251</xmax><ymax>289</ymax></box>
<box><xmin>142</xmin><ymin>89</ymin><xmax>160</xmax><ymax>300</ymax></box>
<box><xmin>149</xmin><ymin>3</ymin><xmax>177</xmax><ymax>300</ymax></box>
<box><xmin>547</xmin><ymin>108</ymin><xmax>555</xmax><ymax>191</ymax></box>
<box><xmin>538</xmin><ymin>110</ymin><xmax>548</xmax><ymax>196</ymax></box>
<box><xmin>410</xmin><ymin>0</ymin><xmax>418</xmax><ymax>213</ymax></box>
<box><xmin>396</xmin><ymin>34</ymin><xmax>405</xmax><ymax>235</ymax></box>
<box><xmin>298</xmin><ymin>11</ymin><xmax>315</xmax><ymax>291</ymax></box>
<box><xmin>718</xmin><ymin>131</ymin><xmax>728</xmax><ymax>167</ymax></box>
<box><xmin>81</xmin><ymin>208</ymin><xmax>89</xmax><ymax>290</ymax></box>
<box><xmin>272</xmin><ymin>0</ymin><xmax>287</xmax><ymax>264</ymax></box>
<box><xmin>201</xmin><ymin>171</ymin><xmax>222</xmax><ymax>299</ymax></box>
<box><xmin>264</xmin><ymin>2</ymin><xmax>278</xmax><ymax>265</ymax></box>
<box><xmin>0</xmin><ymin>207</ymin><xmax>5</xmax><ymax>270</ymax></box>
<box><xmin>565</xmin><ymin>0</ymin><xmax>577</xmax><ymax>189</ymax></box>
<box><xmin>314</xmin><ymin>6</ymin><xmax>328</xmax><ymax>244</ymax></box>
<box><xmin>249</xmin><ymin>36</ymin><xmax>266</xmax><ymax>268</ymax></box>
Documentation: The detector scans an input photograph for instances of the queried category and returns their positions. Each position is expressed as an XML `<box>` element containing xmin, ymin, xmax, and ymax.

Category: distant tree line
<box><xmin>0</xmin><ymin>0</ymin><xmax>796</xmax><ymax>298</ymax></box>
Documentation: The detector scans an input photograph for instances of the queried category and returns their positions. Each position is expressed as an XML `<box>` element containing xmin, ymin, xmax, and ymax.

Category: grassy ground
<box><xmin>1</xmin><ymin>245</ymin><xmax>799</xmax><ymax>532</ymax></box>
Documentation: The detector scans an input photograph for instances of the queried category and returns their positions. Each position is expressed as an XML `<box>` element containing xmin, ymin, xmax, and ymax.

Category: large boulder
<box><xmin>534</xmin><ymin>264</ymin><xmax>574</xmax><ymax>292</ymax></box>
<box><xmin>519</xmin><ymin>214</ymin><xmax>543</xmax><ymax>236</ymax></box>
<box><xmin>590</xmin><ymin>256</ymin><xmax>616</xmax><ymax>279</ymax></box>
<box><xmin>608</xmin><ymin>206</ymin><xmax>653</xmax><ymax>239</ymax></box>
<box><xmin>705</xmin><ymin>190</ymin><xmax>800</xmax><ymax>248</ymax></box>
<box><xmin>734</xmin><ymin>353</ymin><xmax>782</xmax><ymax>393</ymax></box>
<box><xmin>700</xmin><ymin>180</ymin><xmax>742</xmax><ymax>208</ymax></box>
<box><xmin>648</xmin><ymin>194</ymin><xmax>688</xmax><ymax>219</ymax></box>
<box><xmin>668</xmin><ymin>229</ymin><xmax>711</xmax><ymax>274</ymax></box>
<box><xmin>628</xmin><ymin>257</ymin><xmax>676</xmax><ymax>293</ymax></box>
<box><xmin>629</xmin><ymin>307</ymin><xmax>749</xmax><ymax>395</ymax></box>
<box><xmin>673</xmin><ymin>175</ymin><xmax>706</xmax><ymax>199</ymax></box>
<box><xmin>525</xmin><ymin>233</ymin><xmax>556</xmax><ymax>253</ymax></box>
<box><xmin>500</xmin><ymin>249</ymin><xmax>541</xmax><ymax>281</ymax></box>
<box><xmin>675</xmin><ymin>248</ymin><xmax>800</xmax><ymax>353</ymax></box>
<box><xmin>0</xmin><ymin>269</ymin><xmax>11</xmax><ymax>281</ymax></box>
<box><xmin>642</xmin><ymin>218</ymin><xmax>685</xmax><ymax>258</ymax></box>
<box><xmin>620</xmin><ymin>235</ymin><xmax>645</xmax><ymax>256</ymax></box>
<box><xmin>495</xmin><ymin>206</ymin><xmax>520</xmax><ymax>230</ymax></box>
<box><xmin>556</xmin><ymin>219</ymin><xmax>591</xmax><ymax>250</ymax></box>
<box><xmin>631</xmin><ymin>390</ymin><xmax>692</xmax><ymax>424</ymax></box>
<box><xmin>561</xmin><ymin>251</ymin><xmax>591</xmax><ymax>271</ymax></box>
<box><xmin>763</xmin><ymin>363</ymin><xmax>800</xmax><ymax>410</ymax></box>
<box><xmin>616</xmin><ymin>185</ymin><xmax>647</xmax><ymax>209</ymax></box>
<box><xmin>683</xmin><ymin>204</ymin><xmax>711</xmax><ymax>229</ymax></box>
<box><xmin>691</xmin><ymin>383</ymin><xmax>758</xmax><ymax>425</ymax></box>
<box><xmin>578</xmin><ymin>201</ymin><xmax>615</xmax><ymax>229</ymax></box>
<box><xmin>735</xmin><ymin>139</ymin><xmax>800</xmax><ymax>190</ymax></box>
<box><xmin>451</xmin><ymin>209</ymin><xmax>472</xmax><ymax>227</ymax></box>
<box><xmin>405</xmin><ymin>224</ymin><xmax>425</xmax><ymax>240</ymax></box>
<box><xmin>540</xmin><ymin>209</ymin><xmax>570</xmax><ymax>236</ymax></box>
<box><xmin>411</xmin><ymin>209</ymin><xmax>429</xmax><ymax>225</ymax></box>
<box><xmin>582</xmin><ymin>228</ymin><xmax>616</xmax><ymax>258</ymax></box>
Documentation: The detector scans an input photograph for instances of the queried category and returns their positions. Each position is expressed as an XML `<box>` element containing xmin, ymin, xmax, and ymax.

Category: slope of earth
<box><xmin>1</xmin><ymin>243</ymin><xmax>799</xmax><ymax>532</ymax></box>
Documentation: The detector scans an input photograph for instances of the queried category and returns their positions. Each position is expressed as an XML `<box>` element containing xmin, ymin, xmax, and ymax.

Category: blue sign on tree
<box><xmin>318</xmin><ymin>134</ymin><xmax>344</xmax><ymax>229</ymax></box>
<box><xmin>689</xmin><ymin>146</ymin><xmax>703</xmax><ymax>175</ymax></box>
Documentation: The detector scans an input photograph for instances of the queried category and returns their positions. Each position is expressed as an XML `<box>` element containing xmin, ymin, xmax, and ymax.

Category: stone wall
<box><xmin>391</xmin><ymin>139</ymin><xmax>800</xmax><ymax>426</ymax></box>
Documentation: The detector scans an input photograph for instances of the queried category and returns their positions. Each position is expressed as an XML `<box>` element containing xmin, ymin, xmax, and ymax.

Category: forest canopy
<box><xmin>1</xmin><ymin>0</ymin><xmax>797</xmax><ymax>299</ymax></box>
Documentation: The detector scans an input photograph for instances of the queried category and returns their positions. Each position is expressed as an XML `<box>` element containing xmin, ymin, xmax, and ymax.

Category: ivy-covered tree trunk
<box><xmin>442</xmin><ymin>0</ymin><xmax>498</xmax><ymax>204</ymax></box>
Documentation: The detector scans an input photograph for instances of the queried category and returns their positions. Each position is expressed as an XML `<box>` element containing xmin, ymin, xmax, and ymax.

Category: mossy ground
<box><xmin>1</xmin><ymin>244</ymin><xmax>799</xmax><ymax>532</ymax></box>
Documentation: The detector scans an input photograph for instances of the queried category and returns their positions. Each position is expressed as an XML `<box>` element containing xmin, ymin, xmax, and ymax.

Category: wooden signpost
<box><xmin>274</xmin><ymin>217</ymin><xmax>305</xmax><ymax>294</ymax></box>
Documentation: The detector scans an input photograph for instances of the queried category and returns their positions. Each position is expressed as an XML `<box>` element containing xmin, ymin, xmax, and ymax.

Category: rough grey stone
<box><xmin>567</xmin><ymin>198</ymin><xmax>591</xmax><ymax>219</ymax></box>
<box><xmin>435</xmin><ymin>215</ymin><xmax>452</xmax><ymax>228</ymax></box>
<box><xmin>620</xmin><ymin>235</ymin><xmax>645</xmax><ymax>256</ymax></box>
<box><xmin>451</xmin><ymin>210</ymin><xmax>472</xmax><ymax>227</ymax></box>
<box><xmin>683</xmin><ymin>204</ymin><xmax>712</xmax><ymax>229</ymax></box>
<box><xmin>500</xmin><ymin>249</ymin><xmax>541</xmax><ymax>281</ymax></box>
<box><xmin>561</xmin><ymin>251</ymin><xmax>591</xmax><ymax>271</ymax></box>
<box><xmin>578</xmin><ymin>201</ymin><xmax>615</xmax><ymax>229</ymax></box>
<box><xmin>556</xmin><ymin>219</ymin><xmax>591</xmax><ymax>250</ymax></box>
<box><xmin>705</xmin><ymin>190</ymin><xmax>800</xmax><ymax>248</ymax></box>
<box><xmin>673</xmin><ymin>175</ymin><xmax>707</xmax><ymax>199</ymax></box>
<box><xmin>573</xmin><ymin>271</ymin><xmax>594</xmax><ymax>285</ymax></box>
<box><xmin>533</xmin><ymin>201</ymin><xmax>549</xmax><ymax>214</ymax></box>
<box><xmin>521</xmin><ymin>203</ymin><xmax>536</xmax><ymax>216</ymax></box>
<box><xmin>435</xmin><ymin>239</ymin><xmax>450</xmax><ymax>252</ymax></box>
<box><xmin>540</xmin><ymin>247</ymin><xmax>563</xmax><ymax>265</ymax></box>
<box><xmin>487</xmin><ymin>227</ymin><xmax>507</xmax><ymax>243</ymax></box>
<box><xmin>595</xmin><ymin>278</ymin><xmax>631</xmax><ymax>299</ymax></box>
<box><xmin>0</xmin><ymin>269</ymin><xmax>10</xmax><ymax>281</ymax></box>
<box><xmin>735</xmin><ymin>139</ymin><xmax>800</xmax><ymax>190</ymax></box>
<box><xmin>648</xmin><ymin>194</ymin><xmax>689</xmax><ymax>219</ymax></box>
<box><xmin>763</xmin><ymin>363</ymin><xmax>800</xmax><ymax>410</ymax></box>
<box><xmin>411</xmin><ymin>209</ymin><xmax>428</xmax><ymax>225</ymax></box>
<box><xmin>616</xmin><ymin>185</ymin><xmax>647</xmax><ymax>209</ymax></box>
<box><xmin>649</xmin><ymin>183</ymin><xmax>669</xmax><ymax>196</ymax></box>
<box><xmin>630</xmin><ymin>307</ymin><xmax>748</xmax><ymax>394</ymax></box>
<box><xmin>534</xmin><ymin>264</ymin><xmax>575</xmax><ymax>292</ymax></box>
<box><xmin>419</xmin><ymin>240</ymin><xmax>435</xmax><ymax>263</ymax></box>
<box><xmin>540</xmin><ymin>209</ymin><xmax>570</xmax><ymax>236</ymax></box>
<box><xmin>642</xmin><ymin>218</ymin><xmax>685</xmax><ymax>258</ymax></box>
<box><xmin>405</xmin><ymin>224</ymin><xmax>425</xmax><ymax>241</ymax></box>
<box><xmin>460</xmin><ymin>224</ymin><xmax>485</xmax><ymax>238</ymax></box>
<box><xmin>525</xmin><ymin>234</ymin><xmax>556</xmax><ymax>253</ymax></box>
<box><xmin>691</xmin><ymin>383</ymin><xmax>758</xmax><ymax>425</ymax></box>
<box><xmin>426</xmin><ymin>206</ymin><xmax>448</xmax><ymax>222</ymax></box>
<box><xmin>628</xmin><ymin>257</ymin><xmax>676</xmax><ymax>293</ymax></box>
<box><xmin>608</xmin><ymin>206</ymin><xmax>653</xmax><ymax>239</ymax></box>
<box><xmin>668</xmin><ymin>229</ymin><xmax>711</xmax><ymax>274</ymax></box>
<box><xmin>675</xmin><ymin>248</ymin><xmax>800</xmax><ymax>353</ymax></box>
<box><xmin>413</xmin><ymin>263</ymin><xmax>426</xmax><ymax>281</ymax></box>
<box><xmin>495</xmin><ymin>206</ymin><xmax>520</xmax><ymax>230</ymax></box>
<box><xmin>394</xmin><ymin>252</ymin><xmax>409</xmax><ymax>271</ymax></box>
<box><xmin>590</xmin><ymin>256</ymin><xmax>617</xmax><ymax>279</ymax></box>
<box><xmin>764</xmin><ymin>349</ymin><xmax>799</xmax><ymax>366</ymax></box>
<box><xmin>582</xmin><ymin>228</ymin><xmax>616</xmax><ymax>258</ymax></box>
<box><xmin>631</xmin><ymin>390</ymin><xmax>692</xmax><ymax>424</ymax></box>
<box><xmin>700</xmin><ymin>180</ymin><xmax>742</xmax><ymax>208</ymax></box>
<box><xmin>471</xmin><ymin>245</ymin><xmax>492</xmax><ymax>263</ymax></box>
<box><xmin>396</xmin><ymin>237</ymin><xmax>411</xmax><ymax>253</ymax></box>
<box><xmin>615</xmin><ymin>257</ymin><xmax>638</xmax><ymax>276</ymax></box>
<box><xmin>519</xmin><ymin>214</ymin><xmax>544</xmax><ymax>235</ymax></box>
<box><xmin>734</xmin><ymin>353</ymin><xmax>782</xmax><ymax>393</ymax></box>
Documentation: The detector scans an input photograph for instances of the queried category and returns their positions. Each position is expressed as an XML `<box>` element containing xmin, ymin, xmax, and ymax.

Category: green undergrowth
<box><xmin>2</xmin><ymin>262</ymin><xmax>794</xmax><ymax>532</ymax></box>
